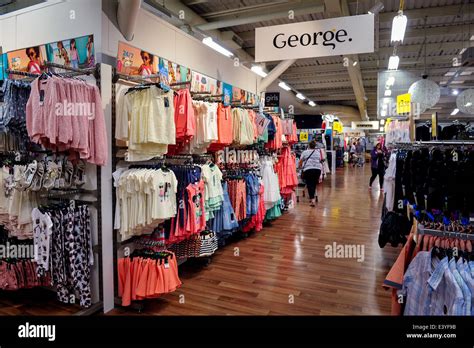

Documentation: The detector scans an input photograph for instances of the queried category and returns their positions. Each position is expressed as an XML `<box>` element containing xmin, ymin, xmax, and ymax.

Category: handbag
<box><xmin>300</xmin><ymin>150</ymin><xmax>316</xmax><ymax>182</ymax></box>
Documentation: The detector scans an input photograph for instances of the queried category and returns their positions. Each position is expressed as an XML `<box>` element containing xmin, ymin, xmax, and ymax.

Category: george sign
<box><xmin>351</xmin><ymin>121</ymin><xmax>379</xmax><ymax>130</ymax></box>
<box><xmin>396</xmin><ymin>93</ymin><xmax>411</xmax><ymax>115</ymax></box>
<box><xmin>255</xmin><ymin>14</ymin><xmax>374</xmax><ymax>62</ymax></box>
<box><xmin>299</xmin><ymin>132</ymin><xmax>309</xmax><ymax>142</ymax></box>
<box><xmin>264</xmin><ymin>92</ymin><xmax>280</xmax><ymax>107</ymax></box>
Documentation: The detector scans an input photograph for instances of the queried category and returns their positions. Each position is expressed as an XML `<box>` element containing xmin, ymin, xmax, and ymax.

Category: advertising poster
<box><xmin>6</xmin><ymin>34</ymin><xmax>95</xmax><ymax>76</ymax></box>
<box><xmin>223</xmin><ymin>82</ymin><xmax>233</xmax><ymax>106</ymax></box>
<box><xmin>45</xmin><ymin>34</ymin><xmax>95</xmax><ymax>70</ymax></box>
<box><xmin>191</xmin><ymin>70</ymin><xmax>219</xmax><ymax>94</ymax></box>
<box><xmin>7</xmin><ymin>45</ymin><xmax>47</xmax><ymax>74</ymax></box>
<box><xmin>0</xmin><ymin>54</ymin><xmax>7</xmax><ymax>80</ymax></box>
<box><xmin>116</xmin><ymin>41</ymin><xmax>157</xmax><ymax>78</ymax></box>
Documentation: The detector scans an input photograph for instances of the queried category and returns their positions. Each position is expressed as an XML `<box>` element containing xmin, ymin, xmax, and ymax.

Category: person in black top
<box><xmin>369</xmin><ymin>143</ymin><xmax>387</xmax><ymax>191</ymax></box>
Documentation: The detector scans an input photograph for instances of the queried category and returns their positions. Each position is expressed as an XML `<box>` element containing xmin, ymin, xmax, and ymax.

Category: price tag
<box><xmin>164</xmin><ymin>261</ymin><xmax>170</xmax><ymax>269</ymax></box>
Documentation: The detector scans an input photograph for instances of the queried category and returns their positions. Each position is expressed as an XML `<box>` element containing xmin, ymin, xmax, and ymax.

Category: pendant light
<box><xmin>456</xmin><ymin>89</ymin><xmax>474</xmax><ymax>114</ymax></box>
<box><xmin>391</xmin><ymin>0</ymin><xmax>407</xmax><ymax>43</ymax></box>
<box><xmin>408</xmin><ymin>17</ymin><xmax>440</xmax><ymax>114</ymax></box>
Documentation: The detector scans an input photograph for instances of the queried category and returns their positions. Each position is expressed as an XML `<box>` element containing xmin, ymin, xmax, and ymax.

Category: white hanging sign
<box><xmin>255</xmin><ymin>14</ymin><xmax>374</xmax><ymax>62</ymax></box>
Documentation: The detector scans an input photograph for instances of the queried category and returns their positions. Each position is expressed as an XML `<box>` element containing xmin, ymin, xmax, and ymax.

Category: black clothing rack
<box><xmin>418</xmin><ymin>224</ymin><xmax>474</xmax><ymax>241</ymax></box>
<box><xmin>5</xmin><ymin>69</ymin><xmax>40</xmax><ymax>78</ymax></box>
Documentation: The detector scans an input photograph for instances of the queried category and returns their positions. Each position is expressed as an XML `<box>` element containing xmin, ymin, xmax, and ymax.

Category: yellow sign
<box><xmin>299</xmin><ymin>132</ymin><xmax>308</xmax><ymax>142</ymax></box>
<box><xmin>397</xmin><ymin>93</ymin><xmax>411</xmax><ymax>114</ymax></box>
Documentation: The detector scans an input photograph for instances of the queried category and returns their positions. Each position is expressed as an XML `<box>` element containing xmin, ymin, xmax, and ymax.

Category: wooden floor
<box><xmin>110</xmin><ymin>165</ymin><xmax>400</xmax><ymax>316</ymax></box>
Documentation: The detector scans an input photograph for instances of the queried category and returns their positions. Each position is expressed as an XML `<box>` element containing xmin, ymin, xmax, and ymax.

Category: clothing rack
<box><xmin>112</xmin><ymin>71</ymin><xmax>161</xmax><ymax>84</ymax></box>
<box><xmin>417</xmin><ymin>224</ymin><xmax>474</xmax><ymax>241</ymax></box>
<box><xmin>43</xmin><ymin>62</ymin><xmax>100</xmax><ymax>79</ymax></box>
<box><xmin>170</xmin><ymin>80</ymin><xmax>191</xmax><ymax>88</ymax></box>
<box><xmin>5</xmin><ymin>69</ymin><xmax>40</xmax><ymax>78</ymax></box>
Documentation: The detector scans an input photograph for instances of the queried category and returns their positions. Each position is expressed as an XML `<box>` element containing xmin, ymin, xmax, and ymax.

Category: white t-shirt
<box><xmin>201</xmin><ymin>164</ymin><xmax>224</xmax><ymax>201</ymax></box>
<box><xmin>204</xmin><ymin>102</ymin><xmax>218</xmax><ymax>142</ymax></box>
<box><xmin>151</xmin><ymin>169</ymin><xmax>178</xmax><ymax>220</ymax></box>
<box><xmin>300</xmin><ymin>148</ymin><xmax>322</xmax><ymax>171</ymax></box>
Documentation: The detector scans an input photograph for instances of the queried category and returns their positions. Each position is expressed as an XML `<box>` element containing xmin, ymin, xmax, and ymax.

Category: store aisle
<box><xmin>111</xmin><ymin>166</ymin><xmax>400</xmax><ymax>315</ymax></box>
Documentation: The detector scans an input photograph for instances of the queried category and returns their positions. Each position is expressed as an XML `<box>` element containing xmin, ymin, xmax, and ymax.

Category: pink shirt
<box><xmin>26</xmin><ymin>77</ymin><xmax>108</xmax><ymax>165</ymax></box>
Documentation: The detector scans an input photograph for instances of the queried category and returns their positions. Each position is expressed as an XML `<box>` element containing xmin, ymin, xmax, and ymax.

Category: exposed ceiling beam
<box><xmin>280</xmin><ymin>56</ymin><xmax>457</xmax><ymax>76</ymax></box>
<box><xmin>200</xmin><ymin>0</ymin><xmax>292</xmax><ymax>19</ymax></box>
<box><xmin>238</xmin><ymin>22</ymin><xmax>473</xmax><ymax>43</ymax></box>
<box><xmin>194</xmin><ymin>1</ymin><xmax>325</xmax><ymax>31</ymax></box>
<box><xmin>379</xmin><ymin>23</ymin><xmax>473</xmax><ymax>41</ymax></box>
<box><xmin>378</xmin><ymin>5</ymin><xmax>473</xmax><ymax>23</ymax></box>
<box><xmin>182</xmin><ymin>0</ymin><xmax>210</xmax><ymax>5</ymax></box>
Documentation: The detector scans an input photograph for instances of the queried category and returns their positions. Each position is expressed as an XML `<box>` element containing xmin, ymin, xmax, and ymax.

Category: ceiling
<box><xmin>0</xmin><ymin>0</ymin><xmax>45</xmax><ymax>15</ymax></box>
<box><xmin>178</xmin><ymin>0</ymin><xmax>474</xmax><ymax>122</ymax></box>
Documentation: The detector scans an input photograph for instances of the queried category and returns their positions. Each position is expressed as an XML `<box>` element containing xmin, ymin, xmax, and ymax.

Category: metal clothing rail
<box><xmin>5</xmin><ymin>69</ymin><xmax>40</xmax><ymax>78</ymax></box>
<box><xmin>44</xmin><ymin>61</ymin><xmax>99</xmax><ymax>78</ymax></box>
<box><xmin>417</xmin><ymin>224</ymin><xmax>474</xmax><ymax>241</ymax></box>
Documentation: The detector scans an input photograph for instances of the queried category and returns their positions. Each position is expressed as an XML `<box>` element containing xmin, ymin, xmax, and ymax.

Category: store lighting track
<box><xmin>278</xmin><ymin>81</ymin><xmax>291</xmax><ymax>91</ymax></box>
<box><xmin>391</xmin><ymin>11</ymin><xmax>407</xmax><ymax>43</ymax></box>
<box><xmin>251</xmin><ymin>65</ymin><xmax>268</xmax><ymax>78</ymax></box>
<box><xmin>202</xmin><ymin>37</ymin><xmax>234</xmax><ymax>58</ymax></box>
<box><xmin>388</xmin><ymin>55</ymin><xmax>399</xmax><ymax>70</ymax></box>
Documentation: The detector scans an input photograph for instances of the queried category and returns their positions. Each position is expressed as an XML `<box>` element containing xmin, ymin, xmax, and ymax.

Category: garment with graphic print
<box><xmin>151</xmin><ymin>169</ymin><xmax>178</xmax><ymax>220</ymax></box>
<box><xmin>186</xmin><ymin>180</ymin><xmax>206</xmax><ymax>234</ymax></box>
<box><xmin>32</xmin><ymin>208</ymin><xmax>53</xmax><ymax>276</ymax></box>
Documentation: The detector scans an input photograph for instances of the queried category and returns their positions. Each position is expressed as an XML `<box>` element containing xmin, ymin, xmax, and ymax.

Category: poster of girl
<box><xmin>86</xmin><ymin>35</ymin><xmax>95</xmax><ymax>67</ymax></box>
<box><xmin>7</xmin><ymin>45</ymin><xmax>45</xmax><ymax>75</ymax></box>
<box><xmin>139</xmin><ymin>50</ymin><xmax>154</xmax><ymax>76</ymax></box>
<box><xmin>25</xmin><ymin>46</ymin><xmax>43</xmax><ymax>74</ymax></box>
<box><xmin>69</xmin><ymin>39</ymin><xmax>79</xmax><ymax>69</ymax></box>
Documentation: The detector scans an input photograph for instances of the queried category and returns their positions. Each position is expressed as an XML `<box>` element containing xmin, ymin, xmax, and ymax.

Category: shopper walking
<box><xmin>369</xmin><ymin>143</ymin><xmax>387</xmax><ymax>191</ymax></box>
<box><xmin>299</xmin><ymin>140</ymin><xmax>322</xmax><ymax>207</ymax></box>
<box><xmin>349</xmin><ymin>142</ymin><xmax>356</xmax><ymax>166</ymax></box>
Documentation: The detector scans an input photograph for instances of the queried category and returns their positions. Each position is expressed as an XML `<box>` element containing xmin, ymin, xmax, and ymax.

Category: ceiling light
<box><xmin>452</xmin><ymin>89</ymin><xmax>459</xmax><ymax>96</ymax></box>
<box><xmin>380</xmin><ymin>119</ymin><xmax>385</xmax><ymax>125</ymax></box>
<box><xmin>391</xmin><ymin>11</ymin><xmax>407</xmax><ymax>43</ymax></box>
<box><xmin>451</xmin><ymin>108</ymin><xmax>459</xmax><ymax>116</ymax></box>
<box><xmin>278</xmin><ymin>81</ymin><xmax>291</xmax><ymax>91</ymax></box>
<box><xmin>459</xmin><ymin>48</ymin><xmax>467</xmax><ymax>55</ymax></box>
<box><xmin>388</xmin><ymin>55</ymin><xmax>400</xmax><ymax>70</ymax></box>
<box><xmin>251</xmin><ymin>65</ymin><xmax>268</xmax><ymax>78</ymax></box>
<box><xmin>296</xmin><ymin>93</ymin><xmax>305</xmax><ymax>100</ymax></box>
<box><xmin>202</xmin><ymin>37</ymin><xmax>234</xmax><ymax>57</ymax></box>
<box><xmin>384</xmin><ymin>89</ymin><xmax>392</xmax><ymax>97</ymax></box>
<box><xmin>451</xmin><ymin>81</ymin><xmax>465</xmax><ymax>84</ymax></box>
<box><xmin>471</xmin><ymin>35</ymin><xmax>474</xmax><ymax>41</ymax></box>
<box><xmin>368</xmin><ymin>2</ymin><xmax>384</xmax><ymax>15</ymax></box>
<box><xmin>444</xmin><ymin>71</ymin><xmax>456</xmax><ymax>76</ymax></box>
<box><xmin>353</xmin><ymin>61</ymin><xmax>358</xmax><ymax>66</ymax></box>
<box><xmin>379</xmin><ymin>126</ymin><xmax>385</xmax><ymax>132</ymax></box>
<box><xmin>460</xmin><ymin>71</ymin><xmax>473</xmax><ymax>76</ymax></box>
<box><xmin>381</xmin><ymin>110</ymin><xmax>387</xmax><ymax>117</ymax></box>
<box><xmin>308</xmin><ymin>101</ymin><xmax>316</xmax><ymax>107</ymax></box>
<box><xmin>466</xmin><ymin>102</ymin><xmax>473</xmax><ymax>107</ymax></box>
<box><xmin>386</xmin><ymin>76</ymin><xmax>395</xmax><ymax>86</ymax></box>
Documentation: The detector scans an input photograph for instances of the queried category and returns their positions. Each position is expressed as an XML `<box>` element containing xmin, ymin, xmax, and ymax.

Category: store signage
<box><xmin>396</xmin><ymin>93</ymin><xmax>411</xmax><ymax>114</ymax></box>
<box><xmin>351</xmin><ymin>121</ymin><xmax>379</xmax><ymax>130</ymax></box>
<box><xmin>264</xmin><ymin>92</ymin><xmax>280</xmax><ymax>107</ymax></box>
<box><xmin>255</xmin><ymin>14</ymin><xmax>374</xmax><ymax>62</ymax></box>
<box><xmin>299</xmin><ymin>132</ymin><xmax>309</xmax><ymax>142</ymax></box>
